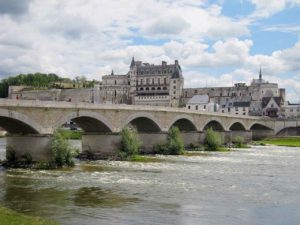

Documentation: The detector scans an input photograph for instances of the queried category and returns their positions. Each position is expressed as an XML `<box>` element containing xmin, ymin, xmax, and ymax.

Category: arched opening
<box><xmin>229</xmin><ymin>122</ymin><xmax>246</xmax><ymax>131</ymax></box>
<box><xmin>277</xmin><ymin>127</ymin><xmax>300</xmax><ymax>136</ymax></box>
<box><xmin>157</xmin><ymin>87</ymin><xmax>161</xmax><ymax>90</ymax></box>
<box><xmin>169</xmin><ymin>118</ymin><xmax>197</xmax><ymax>132</ymax></box>
<box><xmin>203</xmin><ymin>120</ymin><xmax>224</xmax><ymax>131</ymax></box>
<box><xmin>126</xmin><ymin>117</ymin><xmax>161</xmax><ymax>132</ymax></box>
<box><xmin>71</xmin><ymin>116</ymin><xmax>112</xmax><ymax>133</ymax></box>
<box><xmin>250</xmin><ymin>123</ymin><xmax>274</xmax><ymax>140</ymax></box>
<box><xmin>0</xmin><ymin>116</ymin><xmax>39</xmax><ymax>134</ymax></box>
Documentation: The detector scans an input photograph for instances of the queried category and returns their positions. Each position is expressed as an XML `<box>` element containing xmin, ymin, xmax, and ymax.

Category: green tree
<box><xmin>204</xmin><ymin>127</ymin><xmax>222</xmax><ymax>151</ymax></box>
<box><xmin>51</xmin><ymin>129</ymin><xmax>76</xmax><ymax>167</ymax></box>
<box><xmin>119</xmin><ymin>127</ymin><xmax>140</xmax><ymax>159</ymax></box>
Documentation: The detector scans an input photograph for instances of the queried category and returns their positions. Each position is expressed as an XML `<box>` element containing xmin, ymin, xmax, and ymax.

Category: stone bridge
<box><xmin>0</xmin><ymin>99</ymin><xmax>298</xmax><ymax>160</ymax></box>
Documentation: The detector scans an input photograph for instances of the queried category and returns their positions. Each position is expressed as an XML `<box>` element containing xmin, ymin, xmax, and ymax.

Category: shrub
<box><xmin>233</xmin><ymin>136</ymin><xmax>245</xmax><ymax>148</ymax></box>
<box><xmin>154</xmin><ymin>126</ymin><xmax>184</xmax><ymax>155</ymax></box>
<box><xmin>21</xmin><ymin>153</ymin><xmax>33</xmax><ymax>165</ymax></box>
<box><xmin>119</xmin><ymin>127</ymin><xmax>141</xmax><ymax>159</ymax></box>
<box><xmin>51</xmin><ymin>128</ymin><xmax>76</xmax><ymax>167</ymax></box>
<box><xmin>6</xmin><ymin>148</ymin><xmax>16</xmax><ymax>162</ymax></box>
<box><xmin>204</xmin><ymin>127</ymin><xmax>222</xmax><ymax>151</ymax></box>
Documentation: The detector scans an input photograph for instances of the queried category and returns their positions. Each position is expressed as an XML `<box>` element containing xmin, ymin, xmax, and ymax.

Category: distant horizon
<box><xmin>0</xmin><ymin>1</ymin><xmax>299</xmax><ymax>100</ymax></box>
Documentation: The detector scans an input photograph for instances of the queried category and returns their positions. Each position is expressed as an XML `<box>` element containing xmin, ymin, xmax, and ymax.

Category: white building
<box><xmin>280</xmin><ymin>102</ymin><xmax>300</xmax><ymax>118</ymax></box>
<box><xmin>186</xmin><ymin>94</ymin><xmax>218</xmax><ymax>112</ymax></box>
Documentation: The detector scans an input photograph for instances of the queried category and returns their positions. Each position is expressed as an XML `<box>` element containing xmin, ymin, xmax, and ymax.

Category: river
<box><xmin>0</xmin><ymin>138</ymin><xmax>300</xmax><ymax>225</ymax></box>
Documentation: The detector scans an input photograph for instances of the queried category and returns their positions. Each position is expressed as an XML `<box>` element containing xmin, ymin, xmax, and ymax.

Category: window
<box><xmin>173</xmin><ymin>86</ymin><xmax>176</xmax><ymax>89</ymax></box>
<box><xmin>164</xmin><ymin>78</ymin><xmax>167</xmax><ymax>84</ymax></box>
<box><xmin>204</xmin><ymin>105</ymin><xmax>206</xmax><ymax>109</ymax></box>
<box><xmin>222</xmin><ymin>110</ymin><xmax>224</xmax><ymax>113</ymax></box>
<box><xmin>146</xmin><ymin>78</ymin><xmax>150</xmax><ymax>84</ymax></box>
<box><xmin>196</xmin><ymin>105</ymin><xmax>198</xmax><ymax>110</ymax></box>
<box><xmin>115</xmin><ymin>80</ymin><xmax>117</xmax><ymax>85</ymax></box>
<box><xmin>235</xmin><ymin>107</ymin><xmax>238</xmax><ymax>111</ymax></box>
<box><xmin>243</xmin><ymin>107</ymin><xmax>246</xmax><ymax>111</ymax></box>
<box><xmin>158</xmin><ymin>78</ymin><xmax>160</xmax><ymax>84</ymax></box>
<box><xmin>194</xmin><ymin>90</ymin><xmax>198</xmax><ymax>94</ymax></box>
<box><xmin>152</xmin><ymin>78</ymin><xmax>154</xmax><ymax>84</ymax></box>
<box><xmin>173</xmin><ymin>80</ymin><xmax>176</xmax><ymax>84</ymax></box>
<box><xmin>228</xmin><ymin>108</ymin><xmax>230</xmax><ymax>112</ymax></box>
<box><xmin>173</xmin><ymin>91</ymin><xmax>176</xmax><ymax>94</ymax></box>
<box><xmin>188</xmin><ymin>106</ymin><xmax>191</xmax><ymax>109</ymax></box>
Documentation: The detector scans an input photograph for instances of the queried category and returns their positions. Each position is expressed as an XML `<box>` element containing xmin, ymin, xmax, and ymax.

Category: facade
<box><xmin>280</xmin><ymin>102</ymin><xmax>300</xmax><ymax>118</ymax></box>
<box><xmin>101</xmin><ymin>58</ymin><xmax>184</xmax><ymax>107</ymax></box>
<box><xmin>183</xmin><ymin>69</ymin><xmax>285</xmax><ymax>117</ymax></box>
<box><xmin>186</xmin><ymin>94</ymin><xmax>218</xmax><ymax>112</ymax></box>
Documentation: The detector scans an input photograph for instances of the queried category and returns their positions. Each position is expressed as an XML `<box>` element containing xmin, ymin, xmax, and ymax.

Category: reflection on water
<box><xmin>0</xmin><ymin>139</ymin><xmax>300</xmax><ymax>225</ymax></box>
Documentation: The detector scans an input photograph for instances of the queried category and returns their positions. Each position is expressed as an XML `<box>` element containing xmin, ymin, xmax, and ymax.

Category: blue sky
<box><xmin>0</xmin><ymin>0</ymin><xmax>300</xmax><ymax>100</ymax></box>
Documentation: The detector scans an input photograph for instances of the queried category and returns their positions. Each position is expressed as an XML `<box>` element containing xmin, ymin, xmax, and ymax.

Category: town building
<box><xmin>185</xmin><ymin>94</ymin><xmax>218</xmax><ymax>112</ymax></box>
<box><xmin>280</xmin><ymin>102</ymin><xmax>300</xmax><ymax>118</ymax></box>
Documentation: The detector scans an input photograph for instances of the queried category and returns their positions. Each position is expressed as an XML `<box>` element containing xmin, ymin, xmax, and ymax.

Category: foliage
<box><xmin>6</xmin><ymin>148</ymin><xmax>16</xmax><ymax>162</ymax></box>
<box><xmin>119</xmin><ymin>127</ymin><xmax>141</xmax><ymax>159</ymax></box>
<box><xmin>232</xmin><ymin>136</ymin><xmax>245</xmax><ymax>148</ymax></box>
<box><xmin>59</xmin><ymin>130</ymin><xmax>82</xmax><ymax>140</ymax></box>
<box><xmin>51</xmin><ymin>129</ymin><xmax>77</xmax><ymax>167</ymax></box>
<box><xmin>257</xmin><ymin>137</ymin><xmax>300</xmax><ymax>147</ymax></box>
<box><xmin>129</xmin><ymin>155</ymin><xmax>164</xmax><ymax>162</ymax></box>
<box><xmin>21</xmin><ymin>153</ymin><xmax>33</xmax><ymax>165</ymax></box>
<box><xmin>0</xmin><ymin>205</ymin><xmax>59</xmax><ymax>225</ymax></box>
<box><xmin>204</xmin><ymin>127</ymin><xmax>222</xmax><ymax>151</ymax></box>
<box><xmin>154</xmin><ymin>126</ymin><xmax>185</xmax><ymax>155</ymax></box>
<box><xmin>0</xmin><ymin>73</ymin><xmax>62</xmax><ymax>97</ymax></box>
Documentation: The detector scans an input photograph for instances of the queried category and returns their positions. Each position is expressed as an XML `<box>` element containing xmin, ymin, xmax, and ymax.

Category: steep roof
<box><xmin>233</xmin><ymin>101</ymin><xmax>251</xmax><ymax>107</ymax></box>
<box><xmin>187</xmin><ymin>94</ymin><xmax>209</xmax><ymax>104</ymax></box>
<box><xmin>262</xmin><ymin>97</ymin><xmax>283</xmax><ymax>108</ymax></box>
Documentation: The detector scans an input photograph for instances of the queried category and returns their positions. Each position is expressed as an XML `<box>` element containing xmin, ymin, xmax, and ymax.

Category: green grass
<box><xmin>0</xmin><ymin>205</ymin><xmax>59</xmax><ymax>225</ymax></box>
<box><xmin>128</xmin><ymin>155</ymin><xmax>165</xmax><ymax>162</ymax></box>
<box><xmin>59</xmin><ymin>130</ymin><xmax>82</xmax><ymax>140</ymax></box>
<box><xmin>258</xmin><ymin>137</ymin><xmax>300</xmax><ymax>147</ymax></box>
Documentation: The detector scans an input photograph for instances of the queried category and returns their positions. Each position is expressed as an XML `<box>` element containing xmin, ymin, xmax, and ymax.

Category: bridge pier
<box><xmin>252</xmin><ymin>129</ymin><xmax>275</xmax><ymax>140</ymax></box>
<box><xmin>6</xmin><ymin>134</ymin><xmax>52</xmax><ymax>161</ymax></box>
<box><xmin>82</xmin><ymin>133</ymin><xmax>121</xmax><ymax>158</ymax></box>
<box><xmin>226</xmin><ymin>131</ymin><xmax>253</xmax><ymax>143</ymax></box>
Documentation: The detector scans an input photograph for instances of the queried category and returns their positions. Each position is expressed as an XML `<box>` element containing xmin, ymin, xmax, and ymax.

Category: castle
<box><xmin>9</xmin><ymin>57</ymin><xmax>298</xmax><ymax>118</ymax></box>
<box><xmin>101</xmin><ymin>57</ymin><xmax>184</xmax><ymax>107</ymax></box>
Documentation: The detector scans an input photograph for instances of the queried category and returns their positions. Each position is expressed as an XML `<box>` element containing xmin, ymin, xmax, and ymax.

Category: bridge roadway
<box><xmin>0</xmin><ymin>99</ymin><xmax>298</xmax><ymax>160</ymax></box>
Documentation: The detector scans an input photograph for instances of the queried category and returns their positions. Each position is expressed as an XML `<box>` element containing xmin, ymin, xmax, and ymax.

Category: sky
<box><xmin>0</xmin><ymin>0</ymin><xmax>300</xmax><ymax>101</ymax></box>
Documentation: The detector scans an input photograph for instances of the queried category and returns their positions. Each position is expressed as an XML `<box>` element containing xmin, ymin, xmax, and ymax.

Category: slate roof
<box><xmin>233</xmin><ymin>101</ymin><xmax>251</xmax><ymax>107</ymax></box>
<box><xmin>187</xmin><ymin>95</ymin><xmax>209</xmax><ymax>104</ymax></box>
<box><xmin>261</xmin><ymin>97</ymin><xmax>283</xmax><ymax>108</ymax></box>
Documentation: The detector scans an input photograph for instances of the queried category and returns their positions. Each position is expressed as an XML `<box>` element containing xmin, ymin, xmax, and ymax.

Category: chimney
<box><xmin>175</xmin><ymin>60</ymin><xmax>178</xmax><ymax>65</ymax></box>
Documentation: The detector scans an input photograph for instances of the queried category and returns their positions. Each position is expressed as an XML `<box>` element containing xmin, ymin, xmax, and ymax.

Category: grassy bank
<box><xmin>257</xmin><ymin>137</ymin><xmax>300</xmax><ymax>147</ymax></box>
<box><xmin>0</xmin><ymin>205</ymin><xmax>59</xmax><ymax>225</ymax></box>
<box><xmin>60</xmin><ymin>130</ymin><xmax>82</xmax><ymax>140</ymax></box>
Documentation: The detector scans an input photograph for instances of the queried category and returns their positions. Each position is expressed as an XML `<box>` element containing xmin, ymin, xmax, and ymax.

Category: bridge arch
<box><xmin>167</xmin><ymin>115</ymin><xmax>197</xmax><ymax>132</ymax></box>
<box><xmin>276</xmin><ymin>126</ymin><xmax>300</xmax><ymax>136</ymax></box>
<box><xmin>202</xmin><ymin>119</ymin><xmax>225</xmax><ymax>131</ymax></box>
<box><xmin>0</xmin><ymin>109</ymin><xmax>43</xmax><ymax>134</ymax></box>
<box><xmin>122</xmin><ymin>112</ymin><xmax>162</xmax><ymax>132</ymax></box>
<box><xmin>248</xmin><ymin>122</ymin><xmax>273</xmax><ymax>131</ymax></box>
<box><xmin>249</xmin><ymin>122</ymin><xmax>274</xmax><ymax>140</ymax></box>
<box><xmin>55</xmin><ymin>111</ymin><xmax>114</xmax><ymax>133</ymax></box>
<box><xmin>229</xmin><ymin>121</ymin><xmax>247</xmax><ymax>131</ymax></box>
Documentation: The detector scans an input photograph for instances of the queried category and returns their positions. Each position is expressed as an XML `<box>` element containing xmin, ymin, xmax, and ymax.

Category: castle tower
<box><xmin>169</xmin><ymin>60</ymin><xmax>184</xmax><ymax>107</ymax></box>
<box><xmin>128</xmin><ymin>57</ymin><xmax>137</xmax><ymax>104</ymax></box>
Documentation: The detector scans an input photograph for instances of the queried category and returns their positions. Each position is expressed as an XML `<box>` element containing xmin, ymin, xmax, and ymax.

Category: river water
<box><xmin>0</xmin><ymin>138</ymin><xmax>300</xmax><ymax>225</ymax></box>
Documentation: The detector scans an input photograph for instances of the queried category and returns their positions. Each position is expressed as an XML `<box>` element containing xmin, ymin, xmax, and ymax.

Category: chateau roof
<box><xmin>187</xmin><ymin>94</ymin><xmax>209</xmax><ymax>104</ymax></box>
<box><xmin>261</xmin><ymin>97</ymin><xmax>283</xmax><ymax>108</ymax></box>
<box><xmin>233</xmin><ymin>101</ymin><xmax>251</xmax><ymax>107</ymax></box>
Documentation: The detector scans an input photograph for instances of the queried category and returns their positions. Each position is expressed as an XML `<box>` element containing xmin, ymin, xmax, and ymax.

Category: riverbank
<box><xmin>256</xmin><ymin>137</ymin><xmax>300</xmax><ymax>147</ymax></box>
<box><xmin>0</xmin><ymin>205</ymin><xmax>59</xmax><ymax>225</ymax></box>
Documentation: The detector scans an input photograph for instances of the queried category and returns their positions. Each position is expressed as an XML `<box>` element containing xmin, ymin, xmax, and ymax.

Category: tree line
<box><xmin>0</xmin><ymin>73</ymin><xmax>100</xmax><ymax>98</ymax></box>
